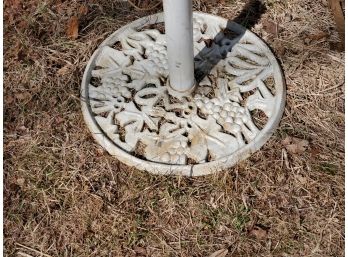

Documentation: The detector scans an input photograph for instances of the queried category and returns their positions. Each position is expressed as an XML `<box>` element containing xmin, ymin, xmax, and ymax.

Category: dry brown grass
<box><xmin>4</xmin><ymin>0</ymin><xmax>344</xmax><ymax>256</ymax></box>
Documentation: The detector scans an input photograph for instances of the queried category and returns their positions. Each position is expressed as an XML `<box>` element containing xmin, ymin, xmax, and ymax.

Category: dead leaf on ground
<box><xmin>15</xmin><ymin>92</ymin><xmax>31</xmax><ymax>101</ymax></box>
<box><xmin>133</xmin><ymin>246</ymin><xmax>147</xmax><ymax>256</ymax></box>
<box><xmin>262</xmin><ymin>20</ymin><xmax>278</xmax><ymax>35</ymax></box>
<box><xmin>250</xmin><ymin>226</ymin><xmax>268</xmax><ymax>240</ymax></box>
<box><xmin>309</xmin><ymin>146</ymin><xmax>321</xmax><ymax>157</ymax></box>
<box><xmin>282</xmin><ymin>136</ymin><xmax>309</xmax><ymax>154</ymax></box>
<box><xmin>307</xmin><ymin>31</ymin><xmax>329</xmax><ymax>41</ymax></box>
<box><xmin>294</xmin><ymin>174</ymin><xmax>307</xmax><ymax>185</ymax></box>
<box><xmin>282</xmin><ymin>136</ymin><xmax>292</xmax><ymax>145</ymax></box>
<box><xmin>57</xmin><ymin>64</ymin><xmax>72</xmax><ymax>76</ymax></box>
<box><xmin>66</xmin><ymin>16</ymin><xmax>79</xmax><ymax>39</ymax></box>
<box><xmin>209</xmin><ymin>248</ymin><xmax>228</xmax><ymax>257</ymax></box>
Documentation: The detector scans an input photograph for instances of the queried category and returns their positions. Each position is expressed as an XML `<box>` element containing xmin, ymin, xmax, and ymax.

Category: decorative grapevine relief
<box><xmin>81</xmin><ymin>13</ymin><xmax>285</xmax><ymax>176</ymax></box>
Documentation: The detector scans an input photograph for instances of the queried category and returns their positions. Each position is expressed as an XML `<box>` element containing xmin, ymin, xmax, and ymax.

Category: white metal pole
<box><xmin>163</xmin><ymin>0</ymin><xmax>195</xmax><ymax>97</ymax></box>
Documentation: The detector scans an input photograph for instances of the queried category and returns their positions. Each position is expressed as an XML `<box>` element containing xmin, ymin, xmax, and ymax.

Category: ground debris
<box><xmin>66</xmin><ymin>16</ymin><xmax>79</xmax><ymax>39</ymax></box>
<box><xmin>249</xmin><ymin>226</ymin><xmax>268</xmax><ymax>240</ymax></box>
<box><xmin>282</xmin><ymin>136</ymin><xmax>309</xmax><ymax>154</ymax></box>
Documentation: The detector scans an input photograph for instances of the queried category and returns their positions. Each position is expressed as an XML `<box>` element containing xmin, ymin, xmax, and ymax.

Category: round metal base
<box><xmin>81</xmin><ymin>12</ymin><xmax>286</xmax><ymax>176</ymax></box>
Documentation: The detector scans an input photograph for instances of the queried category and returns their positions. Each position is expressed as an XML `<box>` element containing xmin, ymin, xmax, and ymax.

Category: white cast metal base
<box><xmin>81</xmin><ymin>12</ymin><xmax>286</xmax><ymax>176</ymax></box>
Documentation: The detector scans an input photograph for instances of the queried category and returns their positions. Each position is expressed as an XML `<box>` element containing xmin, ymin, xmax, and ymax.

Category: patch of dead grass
<box><xmin>4</xmin><ymin>0</ymin><xmax>344</xmax><ymax>256</ymax></box>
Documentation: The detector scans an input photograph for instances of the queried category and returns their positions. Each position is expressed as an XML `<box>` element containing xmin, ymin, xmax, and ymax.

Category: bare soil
<box><xmin>4</xmin><ymin>0</ymin><xmax>344</xmax><ymax>256</ymax></box>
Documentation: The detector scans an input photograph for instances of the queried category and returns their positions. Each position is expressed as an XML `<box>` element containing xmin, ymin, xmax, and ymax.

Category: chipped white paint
<box><xmin>81</xmin><ymin>12</ymin><xmax>286</xmax><ymax>176</ymax></box>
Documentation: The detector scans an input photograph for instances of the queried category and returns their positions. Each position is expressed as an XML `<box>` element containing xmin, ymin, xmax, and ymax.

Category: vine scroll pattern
<box><xmin>85</xmin><ymin>14</ymin><xmax>282</xmax><ymax>167</ymax></box>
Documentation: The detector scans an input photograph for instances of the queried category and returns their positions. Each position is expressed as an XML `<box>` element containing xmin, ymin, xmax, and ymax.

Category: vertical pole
<box><xmin>163</xmin><ymin>0</ymin><xmax>195</xmax><ymax>97</ymax></box>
